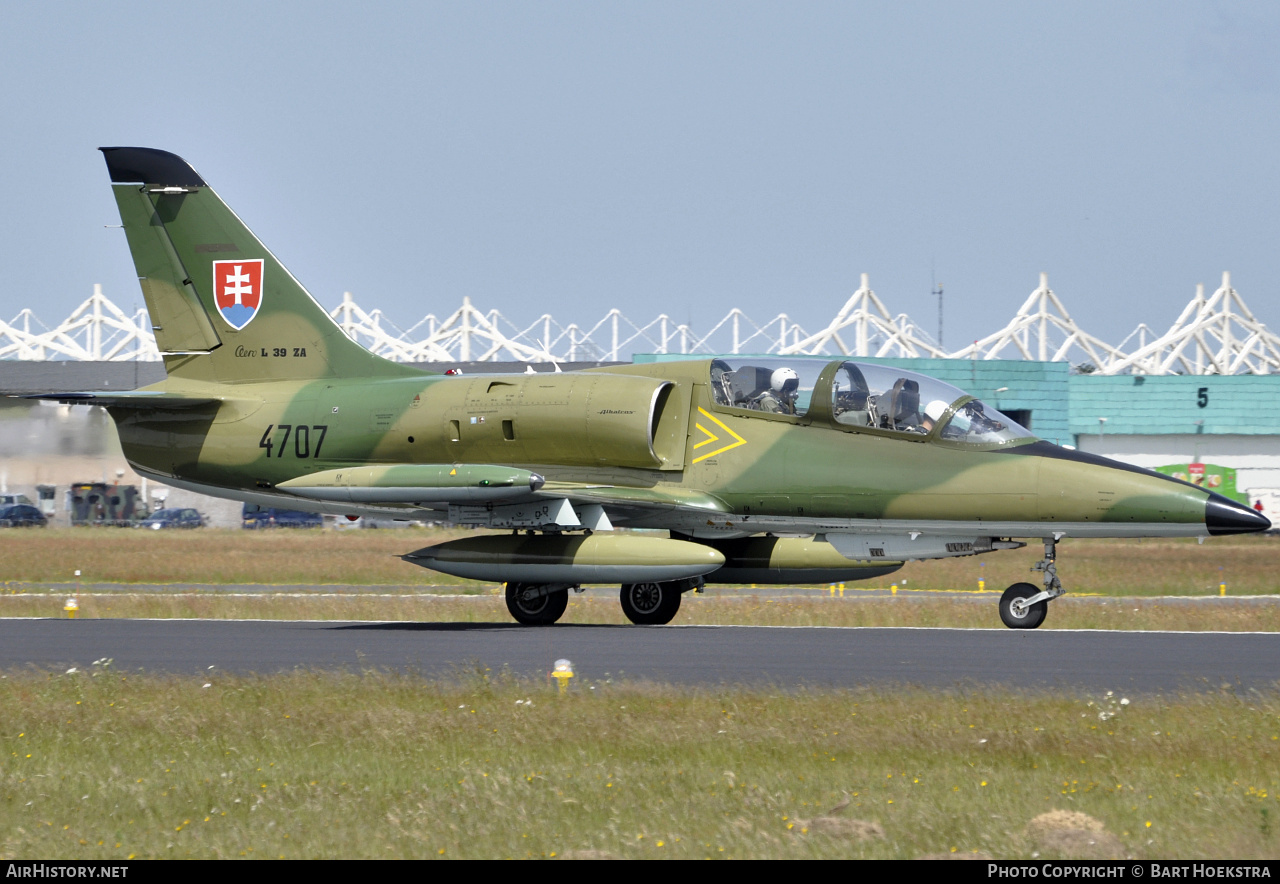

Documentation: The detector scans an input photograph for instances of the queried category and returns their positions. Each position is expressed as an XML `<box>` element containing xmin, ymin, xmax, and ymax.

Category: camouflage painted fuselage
<box><xmin>77</xmin><ymin>147</ymin><xmax>1267</xmax><ymax>592</ymax></box>
<box><xmin>112</xmin><ymin>358</ymin><xmax>1229</xmax><ymax>539</ymax></box>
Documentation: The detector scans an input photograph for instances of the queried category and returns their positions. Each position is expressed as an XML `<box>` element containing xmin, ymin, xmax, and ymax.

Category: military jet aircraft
<box><xmin>41</xmin><ymin>147</ymin><xmax>1270</xmax><ymax>629</ymax></box>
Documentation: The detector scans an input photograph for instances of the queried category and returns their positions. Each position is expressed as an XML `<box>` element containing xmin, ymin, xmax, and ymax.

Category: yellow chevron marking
<box><xmin>691</xmin><ymin>407</ymin><xmax>747</xmax><ymax>463</ymax></box>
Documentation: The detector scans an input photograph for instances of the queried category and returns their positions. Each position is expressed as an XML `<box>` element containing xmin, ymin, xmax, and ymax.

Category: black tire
<box><xmin>505</xmin><ymin>583</ymin><xmax>569</xmax><ymax>626</ymax></box>
<box><xmin>619</xmin><ymin>581</ymin><xmax>683</xmax><ymax>625</ymax></box>
<box><xmin>999</xmin><ymin>582</ymin><xmax>1047</xmax><ymax>629</ymax></box>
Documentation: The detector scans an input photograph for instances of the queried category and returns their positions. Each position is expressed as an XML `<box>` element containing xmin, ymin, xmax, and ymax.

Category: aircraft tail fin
<box><xmin>100</xmin><ymin>147</ymin><xmax>424</xmax><ymax>384</ymax></box>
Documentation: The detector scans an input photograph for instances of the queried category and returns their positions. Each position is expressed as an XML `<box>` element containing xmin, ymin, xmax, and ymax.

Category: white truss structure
<box><xmin>0</xmin><ymin>285</ymin><xmax>159</xmax><ymax>361</ymax></box>
<box><xmin>949</xmin><ymin>273</ymin><xmax>1127</xmax><ymax>369</ymax></box>
<box><xmin>330</xmin><ymin>292</ymin><xmax>554</xmax><ymax>362</ymax></box>
<box><xmin>1105</xmin><ymin>273</ymin><xmax>1280</xmax><ymax>376</ymax></box>
<box><xmin>779</xmin><ymin>273</ymin><xmax>946</xmax><ymax>358</ymax></box>
<box><xmin>3</xmin><ymin>273</ymin><xmax>1278</xmax><ymax>375</ymax></box>
<box><xmin>334</xmin><ymin>292</ymin><xmax>811</xmax><ymax>362</ymax></box>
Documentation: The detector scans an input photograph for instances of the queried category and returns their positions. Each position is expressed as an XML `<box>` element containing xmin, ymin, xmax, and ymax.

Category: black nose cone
<box><xmin>1206</xmin><ymin>493</ymin><xmax>1272</xmax><ymax>535</ymax></box>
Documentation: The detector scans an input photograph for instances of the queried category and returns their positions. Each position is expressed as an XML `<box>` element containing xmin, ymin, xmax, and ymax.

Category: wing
<box><xmin>536</xmin><ymin>480</ymin><xmax>730</xmax><ymax>514</ymax></box>
<box><xmin>275</xmin><ymin>464</ymin><xmax>730</xmax><ymax>526</ymax></box>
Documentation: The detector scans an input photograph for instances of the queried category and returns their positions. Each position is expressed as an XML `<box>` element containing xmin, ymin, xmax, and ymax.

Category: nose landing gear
<box><xmin>999</xmin><ymin>535</ymin><xmax>1066</xmax><ymax>629</ymax></box>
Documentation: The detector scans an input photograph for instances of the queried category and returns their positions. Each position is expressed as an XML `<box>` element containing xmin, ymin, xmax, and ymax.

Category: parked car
<box><xmin>0</xmin><ymin>504</ymin><xmax>47</xmax><ymax>527</ymax></box>
<box><xmin>242</xmin><ymin>505</ymin><xmax>323</xmax><ymax>529</ymax></box>
<box><xmin>138</xmin><ymin>507</ymin><xmax>205</xmax><ymax>530</ymax></box>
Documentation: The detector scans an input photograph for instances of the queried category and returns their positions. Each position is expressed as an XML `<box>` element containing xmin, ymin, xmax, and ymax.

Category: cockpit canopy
<box><xmin>708</xmin><ymin>357</ymin><xmax>1035</xmax><ymax>447</ymax></box>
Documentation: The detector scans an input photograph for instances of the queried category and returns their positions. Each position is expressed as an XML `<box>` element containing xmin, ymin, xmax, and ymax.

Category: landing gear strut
<box><xmin>999</xmin><ymin>536</ymin><xmax>1066</xmax><ymax>630</ymax></box>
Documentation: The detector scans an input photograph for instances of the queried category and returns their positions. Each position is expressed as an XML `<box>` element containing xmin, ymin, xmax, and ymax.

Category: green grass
<box><xmin>2</xmin><ymin>668</ymin><xmax>1278</xmax><ymax>859</ymax></box>
<box><xmin>0</xmin><ymin>529</ymin><xmax>1275</xmax><ymax>595</ymax></box>
<box><xmin>3</xmin><ymin>533</ymin><xmax>1274</xmax><ymax>860</ymax></box>
<box><xmin>0</xmin><ymin>526</ymin><xmax>484</xmax><ymax>588</ymax></box>
<box><xmin>0</xmin><ymin>529</ymin><xmax>1275</xmax><ymax>630</ymax></box>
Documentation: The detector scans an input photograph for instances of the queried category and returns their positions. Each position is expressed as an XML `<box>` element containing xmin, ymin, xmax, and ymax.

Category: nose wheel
<box><xmin>998</xmin><ymin>536</ymin><xmax>1066</xmax><ymax>629</ymax></box>
<box><xmin>999</xmin><ymin>582</ymin><xmax>1047</xmax><ymax>629</ymax></box>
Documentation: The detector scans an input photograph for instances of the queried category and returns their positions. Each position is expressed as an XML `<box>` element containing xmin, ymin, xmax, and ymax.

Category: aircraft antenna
<box><xmin>933</xmin><ymin>279</ymin><xmax>944</xmax><ymax>350</ymax></box>
<box><xmin>931</xmin><ymin>259</ymin><xmax>943</xmax><ymax>349</ymax></box>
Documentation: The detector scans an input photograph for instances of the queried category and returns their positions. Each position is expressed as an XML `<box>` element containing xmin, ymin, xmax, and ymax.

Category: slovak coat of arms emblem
<box><xmin>212</xmin><ymin>259</ymin><xmax>264</xmax><ymax>330</ymax></box>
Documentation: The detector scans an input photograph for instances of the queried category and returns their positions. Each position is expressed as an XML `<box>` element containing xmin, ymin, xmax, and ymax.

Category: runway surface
<box><xmin>1</xmin><ymin>618</ymin><xmax>1277</xmax><ymax>692</ymax></box>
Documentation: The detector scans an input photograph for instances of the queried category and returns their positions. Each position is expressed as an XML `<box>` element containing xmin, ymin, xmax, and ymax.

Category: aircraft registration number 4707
<box><xmin>258</xmin><ymin>425</ymin><xmax>329</xmax><ymax>459</ymax></box>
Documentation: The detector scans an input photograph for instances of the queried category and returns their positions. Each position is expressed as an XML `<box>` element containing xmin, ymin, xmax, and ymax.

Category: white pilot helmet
<box><xmin>925</xmin><ymin>400</ymin><xmax>950</xmax><ymax>422</ymax></box>
<box><xmin>771</xmin><ymin>367</ymin><xmax>799</xmax><ymax>396</ymax></box>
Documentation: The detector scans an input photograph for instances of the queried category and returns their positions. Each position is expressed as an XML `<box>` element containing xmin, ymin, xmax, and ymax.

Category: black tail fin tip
<box><xmin>99</xmin><ymin>147</ymin><xmax>205</xmax><ymax>187</ymax></box>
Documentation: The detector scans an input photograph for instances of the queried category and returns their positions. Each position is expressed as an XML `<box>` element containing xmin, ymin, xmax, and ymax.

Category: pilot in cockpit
<box><xmin>923</xmin><ymin>399</ymin><xmax>949</xmax><ymax>433</ymax></box>
<box><xmin>755</xmin><ymin>367</ymin><xmax>800</xmax><ymax>415</ymax></box>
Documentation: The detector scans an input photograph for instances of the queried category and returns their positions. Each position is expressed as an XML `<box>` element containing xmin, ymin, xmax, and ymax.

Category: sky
<box><xmin>2</xmin><ymin>1</ymin><xmax>1278</xmax><ymax>357</ymax></box>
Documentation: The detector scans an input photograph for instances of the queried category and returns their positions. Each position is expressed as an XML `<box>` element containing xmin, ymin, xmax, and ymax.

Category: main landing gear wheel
<box><xmin>620</xmin><ymin>581</ymin><xmax>682</xmax><ymax>625</ymax></box>
<box><xmin>505</xmin><ymin>583</ymin><xmax>569</xmax><ymax>626</ymax></box>
<box><xmin>999</xmin><ymin>582</ymin><xmax>1047</xmax><ymax>629</ymax></box>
